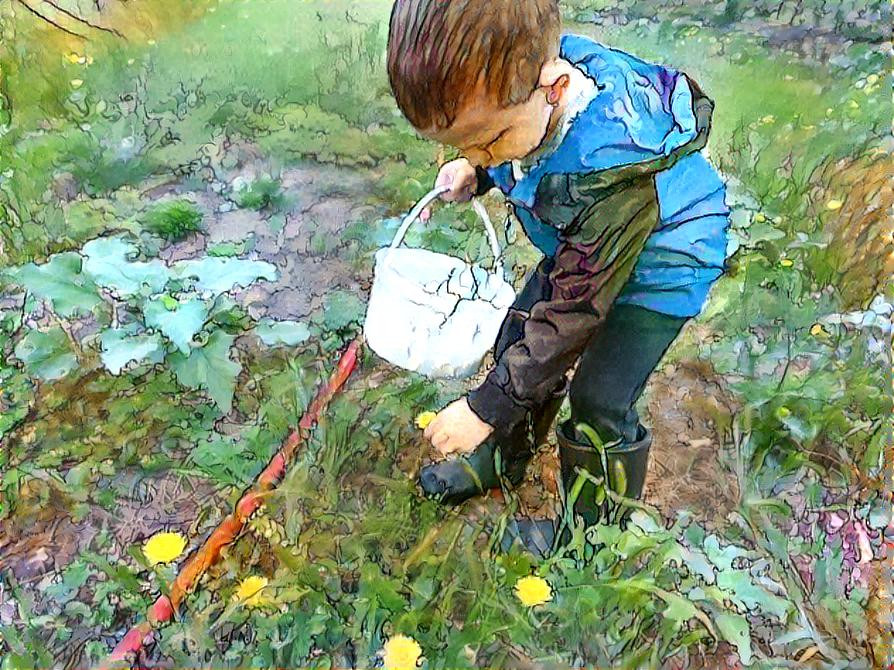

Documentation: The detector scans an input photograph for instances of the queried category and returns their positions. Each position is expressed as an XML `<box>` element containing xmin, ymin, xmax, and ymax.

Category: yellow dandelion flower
<box><xmin>753</xmin><ymin>213</ymin><xmax>767</xmax><ymax>223</ymax></box>
<box><xmin>415</xmin><ymin>411</ymin><xmax>437</xmax><ymax>430</ymax></box>
<box><xmin>70</xmin><ymin>79</ymin><xmax>84</xmax><ymax>89</ymax></box>
<box><xmin>127</xmin><ymin>58</ymin><xmax>136</xmax><ymax>65</ymax></box>
<box><xmin>65</xmin><ymin>52</ymin><xmax>81</xmax><ymax>64</ymax></box>
<box><xmin>779</xmin><ymin>259</ymin><xmax>794</xmax><ymax>267</ymax></box>
<box><xmin>759</xmin><ymin>114</ymin><xmax>775</xmax><ymax>124</ymax></box>
<box><xmin>867</xmin><ymin>74</ymin><xmax>879</xmax><ymax>85</ymax></box>
<box><xmin>515</xmin><ymin>575</ymin><xmax>553</xmax><ymax>607</ymax></box>
<box><xmin>147</xmin><ymin>39</ymin><xmax>157</xmax><ymax>45</ymax></box>
<box><xmin>143</xmin><ymin>531</ymin><xmax>187</xmax><ymax>565</ymax></box>
<box><xmin>826</xmin><ymin>199</ymin><xmax>843</xmax><ymax>210</ymax></box>
<box><xmin>234</xmin><ymin>575</ymin><xmax>270</xmax><ymax>607</ymax></box>
<box><xmin>382</xmin><ymin>634</ymin><xmax>422</xmax><ymax>670</ymax></box>
<box><xmin>810</xmin><ymin>323</ymin><xmax>828</xmax><ymax>337</ymax></box>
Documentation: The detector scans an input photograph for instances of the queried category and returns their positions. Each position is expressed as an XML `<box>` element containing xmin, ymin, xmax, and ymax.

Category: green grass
<box><xmin>142</xmin><ymin>199</ymin><xmax>204</xmax><ymax>240</ymax></box>
<box><xmin>232</xmin><ymin>175</ymin><xmax>286</xmax><ymax>212</ymax></box>
<box><xmin>0</xmin><ymin>0</ymin><xmax>436</xmax><ymax>264</ymax></box>
<box><xmin>0</xmin><ymin>1</ymin><xmax>889</xmax><ymax>668</ymax></box>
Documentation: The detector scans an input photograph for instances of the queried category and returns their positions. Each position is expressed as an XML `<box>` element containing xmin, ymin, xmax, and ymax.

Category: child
<box><xmin>386</xmin><ymin>0</ymin><xmax>730</xmax><ymax>532</ymax></box>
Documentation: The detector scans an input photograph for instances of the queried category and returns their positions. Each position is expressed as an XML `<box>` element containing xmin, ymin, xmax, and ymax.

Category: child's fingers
<box><xmin>430</xmin><ymin>431</ymin><xmax>449</xmax><ymax>451</ymax></box>
<box><xmin>434</xmin><ymin>436</ymin><xmax>455</xmax><ymax>456</ymax></box>
<box><xmin>425</xmin><ymin>424</ymin><xmax>447</xmax><ymax>449</ymax></box>
<box><xmin>455</xmin><ymin>183</ymin><xmax>474</xmax><ymax>203</ymax></box>
<box><xmin>443</xmin><ymin>181</ymin><xmax>473</xmax><ymax>203</ymax></box>
<box><xmin>435</xmin><ymin>170</ymin><xmax>454</xmax><ymax>189</ymax></box>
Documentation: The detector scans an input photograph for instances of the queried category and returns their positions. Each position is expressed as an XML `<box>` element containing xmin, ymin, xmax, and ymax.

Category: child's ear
<box><xmin>539</xmin><ymin>60</ymin><xmax>571</xmax><ymax>106</ymax></box>
<box><xmin>546</xmin><ymin>75</ymin><xmax>570</xmax><ymax>105</ymax></box>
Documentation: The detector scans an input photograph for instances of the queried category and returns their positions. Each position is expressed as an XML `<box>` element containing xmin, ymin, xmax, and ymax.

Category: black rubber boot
<box><xmin>557</xmin><ymin>420</ymin><xmax>652</xmax><ymax>526</ymax></box>
<box><xmin>417</xmin><ymin>430</ymin><xmax>524</xmax><ymax>506</ymax></box>
<box><xmin>500</xmin><ymin>421</ymin><xmax>652</xmax><ymax>557</ymax></box>
<box><xmin>418</xmin><ymin>394</ymin><xmax>564</xmax><ymax>507</ymax></box>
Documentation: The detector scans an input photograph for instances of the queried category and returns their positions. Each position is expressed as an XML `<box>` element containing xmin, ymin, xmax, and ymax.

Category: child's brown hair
<box><xmin>387</xmin><ymin>0</ymin><xmax>561</xmax><ymax>131</ymax></box>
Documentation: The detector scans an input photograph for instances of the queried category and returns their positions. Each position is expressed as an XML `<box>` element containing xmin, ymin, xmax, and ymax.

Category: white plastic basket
<box><xmin>364</xmin><ymin>186</ymin><xmax>516</xmax><ymax>379</ymax></box>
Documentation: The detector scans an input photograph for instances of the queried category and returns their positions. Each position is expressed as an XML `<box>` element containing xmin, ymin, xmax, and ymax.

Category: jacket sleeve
<box><xmin>466</xmin><ymin>72</ymin><xmax>715</xmax><ymax>432</ymax></box>
<box><xmin>474</xmin><ymin>165</ymin><xmax>496</xmax><ymax>196</ymax></box>
<box><xmin>467</xmin><ymin>174</ymin><xmax>661</xmax><ymax>429</ymax></box>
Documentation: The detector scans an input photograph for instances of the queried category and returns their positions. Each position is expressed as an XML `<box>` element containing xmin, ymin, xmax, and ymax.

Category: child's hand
<box><xmin>420</xmin><ymin>158</ymin><xmax>477</xmax><ymax>221</ymax></box>
<box><xmin>423</xmin><ymin>397</ymin><xmax>494</xmax><ymax>456</ymax></box>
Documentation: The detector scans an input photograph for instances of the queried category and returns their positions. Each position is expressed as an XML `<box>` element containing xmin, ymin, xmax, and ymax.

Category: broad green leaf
<box><xmin>628</xmin><ymin>511</ymin><xmax>662</xmax><ymax>533</ymax></box>
<box><xmin>320</xmin><ymin>290</ymin><xmax>365</xmax><ymax>331</ymax></box>
<box><xmin>255</xmin><ymin>318</ymin><xmax>311</xmax><ymax>347</ymax></box>
<box><xmin>703</xmin><ymin>535</ymin><xmax>790</xmax><ymax>619</ymax></box>
<box><xmin>43</xmin><ymin>560</ymin><xmax>90</xmax><ymax>605</ymax></box>
<box><xmin>660</xmin><ymin>592</ymin><xmax>700</xmax><ymax>625</ymax></box>
<box><xmin>169</xmin><ymin>330</ymin><xmax>240</xmax><ymax>413</ymax></box>
<box><xmin>677</xmin><ymin>546</ymin><xmax>716</xmax><ymax>584</ymax></box>
<box><xmin>189</xmin><ymin>436</ymin><xmax>265</xmax><ymax>487</ymax></box>
<box><xmin>6</xmin><ymin>253</ymin><xmax>102</xmax><ymax>317</ymax></box>
<box><xmin>615</xmin><ymin>530</ymin><xmax>658</xmax><ymax>560</ymax></box>
<box><xmin>172</xmin><ymin>257</ymin><xmax>277</xmax><ymax>296</ymax></box>
<box><xmin>715</xmin><ymin>613</ymin><xmax>752</xmax><ymax>665</ymax></box>
<box><xmin>143</xmin><ymin>297</ymin><xmax>208</xmax><ymax>354</ymax></box>
<box><xmin>13</xmin><ymin>328</ymin><xmax>77</xmax><ymax>380</ymax></box>
<box><xmin>703</xmin><ymin>535</ymin><xmax>751</xmax><ymax>571</ymax></box>
<box><xmin>100</xmin><ymin>327</ymin><xmax>164</xmax><ymax>375</ymax></box>
<box><xmin>741</xmin><ymin>220</ymin><xmax>786</xmax><ymax>246</ymax></box>
<box><xmin>772</xmin><ymin>628</ymin><xmax>813</xmax><ymax>646</ymax></box>
<box><xmin>12</xmin><ymin>333</ymin><xmax>74</xmax><ymax>384</ymax></box>
<box><xmin>82</xmin><ymin>236</ymin><xmax>169</xmax><ymax>296</ymax></box>
<box><xmin>358</xmin><ymin>562</ymin><xmax>408</xmax><ymax>613</ymax></box>
<box><xmin>715</xmin><ymin>569</ymin><xmax>791</xmax><ymax>620</ymax></box>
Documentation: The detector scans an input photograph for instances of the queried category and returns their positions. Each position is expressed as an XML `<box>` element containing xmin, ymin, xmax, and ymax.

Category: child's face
<box><xmin>423</xmin><ymin>83</ymin><xmax>556</xmax><ymax>168</ymax></box>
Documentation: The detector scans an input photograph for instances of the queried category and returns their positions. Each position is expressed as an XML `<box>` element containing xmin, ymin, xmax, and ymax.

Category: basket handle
<box><xmin>388</xmin><ymin>185</ymin><xmax>504</xmax><ymax>273</ymax></box>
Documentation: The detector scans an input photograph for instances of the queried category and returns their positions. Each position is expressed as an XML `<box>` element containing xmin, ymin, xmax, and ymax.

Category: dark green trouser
<box><xmin>568</xmin><ymin>300</ymin><xmax>688</xmax><ymax>444</ymax></box>
<box><xmin>497</xmin><ymin>257</ymin><xmax>688</xmax><ymax>448</ymax></box>
<box><xmin>496</xmin><ymin>260</ymin><xmax>688</xmax><ymax>554</ymax></box>
<box><xmin>418</xmin><ymin>257</ymin><xmax>687</xmax><ymax>508</ymax></box>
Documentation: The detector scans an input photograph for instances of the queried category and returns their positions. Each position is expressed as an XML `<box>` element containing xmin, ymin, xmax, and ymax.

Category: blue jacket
<box><xmin>484</xmin><ymin>34</ymin><xmax>731</xmax><ymax>318</ymax></box>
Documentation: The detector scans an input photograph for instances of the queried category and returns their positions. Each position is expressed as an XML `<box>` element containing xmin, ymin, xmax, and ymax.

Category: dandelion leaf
<box><xmin>13</xmin><ymin>328</ymin><xmax>78</xmax><ymax>380</ymax></box>
<box><xmin>255</xmin><ymin>318</ymin><xmax>311</xmax><ymax>347</ymax></box>
<box><xmin>100</xmin><ymin>327</ymin><xmax>165</xmax><ymax>375</ymax></box>
<box><xmin>6</xmin><ymin>252</ymin><xmax>102</xmax><ymax>317</ymax></box>
<box><xmin>172</xmin><ymin>257</ymin><xmax>277</xmax><ymax>296</ymax></box>
<box><xmin>715</xmin><ymin>613</ymin><xmax>752</xmax><ymax>665</ymax></box>
<box><xmin>170</xmin><ymin>330</ymin><xmax>240</xmax><ymax>413</ymax></box>
<box><xmin>144</xmin><ymin>297</ymin><xmax>209</xmax><ymax>354</ymax></box>
<box><xmin>82</xmin><ymin>236</ymin><xmax>170</xmax><ymax>296</ymax></box>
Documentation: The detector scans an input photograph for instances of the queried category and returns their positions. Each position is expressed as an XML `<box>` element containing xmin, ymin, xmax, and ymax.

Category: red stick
<box><xmin>99</xmin><ymin>338</ymin><xmax>361</xmax><ymax>668</ymax></box>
